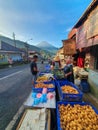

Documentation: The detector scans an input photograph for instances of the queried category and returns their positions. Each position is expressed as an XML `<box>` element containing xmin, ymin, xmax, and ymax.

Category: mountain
<box><xmin>37</xmin><ymin>41</ymin><xmax>58</xmax><ymax>53</ymax></box>
<box><xmin>0</xmin><ymin>35</ymin><xmax>41</xmax><ymax>52</ymax></box>
<box><xmin>0</xmin><ymin>35</ymin><xmax>56</xmax><ymax>59</ymax></box>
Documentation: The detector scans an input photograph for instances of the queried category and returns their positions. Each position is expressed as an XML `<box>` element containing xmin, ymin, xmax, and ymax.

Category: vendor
<box><xmin>54</xmin><ymin>56</ymin><xmax>61</xmax><ymax>69</ymax></box>
<box><xmin>64</xmin><ymin>58</ymin><xmax>74</xmax><ymax>83</ymax></box>
<box><xmin>30</xmin><ymin>55</ymin><xmax>39</xmax><ymax>84</ymax></box>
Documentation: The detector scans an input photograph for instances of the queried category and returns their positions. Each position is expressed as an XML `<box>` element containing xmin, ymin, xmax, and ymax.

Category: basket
<box><xmin>57</xmin><ymin>101</ymin><xmax>98</xmax><ymax>130</ymax></box>
<box><xmin>32</xmin><ymin>81</ymin><xmax>55</xmax><ymax>93</ymax></box>
<box><xmin>57</xmin><ymin>79</ymin><xmax>83</xmax><ymax>102</ymax></box>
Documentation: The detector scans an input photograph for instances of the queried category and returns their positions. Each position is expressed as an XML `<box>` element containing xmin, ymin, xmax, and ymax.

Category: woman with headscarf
<box><xmin>64</xmin><ymin>58</ymin><xmax>74</xmax><ymax>83</ymax></box>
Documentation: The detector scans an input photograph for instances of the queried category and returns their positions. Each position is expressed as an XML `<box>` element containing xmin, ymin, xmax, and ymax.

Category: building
<box><xmin>62</xmin><ymin>39</ymin><xmax>76</xmax><ymax>58</ymax></box>
<box><xmin>68</xmin><ymin>0</ymin><xmax>98</xmax><ymax>98</ymax></box>
<box><xmin>0</xmin><ymin>35</ymin><xmax>43</xmax><ymax>63</ymax></box>
<box><xmin>0</xmin><ymin>40</ymin><xmax>23</xmax><ymax>64</ymax></box>
<box><xmin>56</xmin><ymin>47</ymin><xmax>64</xmax><ymax>60</ymax></box>
<box><xmin>54</xmin><ymin>47</ymin><xmax>65</xmax><ymax>66</ymax></box>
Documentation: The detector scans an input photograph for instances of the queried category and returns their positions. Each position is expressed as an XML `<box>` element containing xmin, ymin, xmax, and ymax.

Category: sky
<box><xmin>0</xmin><ymin>0</ymin><xmax>92</xmax><ymax>47</ymax></box>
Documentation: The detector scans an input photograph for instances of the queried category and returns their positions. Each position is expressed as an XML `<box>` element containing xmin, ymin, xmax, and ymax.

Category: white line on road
<box><xmin>0</xmin><ymin>71</ymin><xmax>23</xmax><ymax>81</ymax></box>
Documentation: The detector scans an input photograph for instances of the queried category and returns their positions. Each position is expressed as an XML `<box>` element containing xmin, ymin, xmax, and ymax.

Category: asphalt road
<box><xmin>0</xmin><ymin>64</ymin><xmax>32</xmax><ymax>130</ymax></box>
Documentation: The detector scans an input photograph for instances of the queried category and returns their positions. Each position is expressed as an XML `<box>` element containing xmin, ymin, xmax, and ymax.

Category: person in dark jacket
<box><xmin>64</xmin><ymin>59</ymin><xmax>74</xmax><ymax>83</ymax></box>
<box><xmin>30</xmin><ymin>55</ymin><xmax>38</xmax><ymax>84</ymax></box>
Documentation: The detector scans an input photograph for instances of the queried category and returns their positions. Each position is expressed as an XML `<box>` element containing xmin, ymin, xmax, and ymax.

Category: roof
<box><xmin>1</xmin><ymin>41</ymin><xmax>21</xmax><ymax>52</ymax></box>
<box><xmin>68</xmin><ymin>28</ymin><xmax>77</xmax><ymax>39</ymax></box>
<box><xmin>0</xmin><ymin>50</ymin><xmax>22</xmax><ymax>54</ymax></box>
<box><xmin>73</xmin><ymin>0</ymin><xmax>98</xmax><ymax>28</ymax></box>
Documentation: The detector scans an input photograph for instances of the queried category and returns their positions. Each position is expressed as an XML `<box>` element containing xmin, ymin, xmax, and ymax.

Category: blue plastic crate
<box><xmin>80</xmin><ymin>80</ymin><xmax>90</xmax><ymax>93</ymax></box>
<box><xmin>39</xmin><ymin>71</ymin><xmax>52</xmax><ymax>76</ymax></box>
<box><xmin>57</xmin><ymin>101</ymin><xmax>98</xmax><ymax>130</ymax></box>
<box><xmin>54</xmin><ymin>79</ymin><xmax>59</xmax><ymax>87</ymax></box>
<box><xmin>57</xmin><ymin>80</ymin><xmax>83</xmax><ymax>102</ymax></box>
<box><xmin>45</xmin><ymin>65</ymin><xmax>51</xmax><ymax>71</ymax></box>
<box><xmin>32</xmin><ymin>81</ymin><xmax>55</xmax><ymax>93</ymax></box>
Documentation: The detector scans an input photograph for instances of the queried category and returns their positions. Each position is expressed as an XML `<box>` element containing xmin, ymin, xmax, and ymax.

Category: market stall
<box><xmin>16</xmin><ymin>64</ymin><xmax>98</xmax><ymax>130</ymax></box>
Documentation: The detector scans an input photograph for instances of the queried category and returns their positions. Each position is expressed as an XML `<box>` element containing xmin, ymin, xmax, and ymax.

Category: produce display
<box><xmin>52</xmin><ymin>69</ymin><xmax>64</xmax><ymax>79</ymax></box>
<box><xmin>79</xmin><ymin>69</ymin><xmax>88</xmax><ymax>76</ymax></box>
<box><xmin>59</xmin><ymin>104</ymin><xmax>98</xmax><ymax>130</ymax></box>
<box><xmin>17</xmin><ymin>109</ymin><xmax>47</xmax><ymax>130</ymax></box>
<box><xmin>35</xmin><ymin>83</ymin><xmax>54</xmax><ymax>88</ymax></box>
<box><xmin>61</xmin><ymin>85</ymin><xmax>78</xmax><ymax>94</ymax></box>
<box><xmin>36</xmin><ymin>76</ymin><xmax>48</xmax><ymax>82</ymax></box>
<box><xmin>17</xmin><ymin>66</ymin><xmax>98</xmax><ymax>130</ymax></box>
<box><xmin>32</xmin><ymin>88</ymin><xmax>54</xmax><ymax>105</ymax></box>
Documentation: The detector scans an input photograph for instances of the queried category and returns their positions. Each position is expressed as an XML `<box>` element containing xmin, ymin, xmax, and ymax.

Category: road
<box><xmin>0</xmin><ymin>64</ymin><xmax>32</xmax><ymax>130</ymax></box>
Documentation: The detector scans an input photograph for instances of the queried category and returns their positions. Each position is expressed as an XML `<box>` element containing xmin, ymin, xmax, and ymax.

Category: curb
<box><xmin>5</xmin><ymin>105</ymin><xmax>24</xmax><ymax>130</ymax></box>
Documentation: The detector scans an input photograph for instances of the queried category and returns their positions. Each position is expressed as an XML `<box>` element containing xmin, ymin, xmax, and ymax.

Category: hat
<box><xmin>54</xmin><ymin>56</ymin><xmax>60</xmax><ymax>61</ymax></box>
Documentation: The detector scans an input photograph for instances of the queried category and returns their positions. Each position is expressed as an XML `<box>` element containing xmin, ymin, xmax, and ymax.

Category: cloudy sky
<box><xmin>0</xmin><ymin>0</ymin><xmax>92</xmax><ymax>47</ymax></box>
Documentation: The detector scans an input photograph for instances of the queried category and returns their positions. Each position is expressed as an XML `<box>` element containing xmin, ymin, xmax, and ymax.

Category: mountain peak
<box><xmin>36</xmin><ymin>41</ymin><xmax>58</xmax><ymax>54</ymax></box>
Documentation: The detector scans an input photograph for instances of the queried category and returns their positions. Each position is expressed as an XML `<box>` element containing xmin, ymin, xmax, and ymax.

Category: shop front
<box><xmin>72</xmin><ymin>0</ymin><xmax>98</xmax><ymax>98</ymax></box>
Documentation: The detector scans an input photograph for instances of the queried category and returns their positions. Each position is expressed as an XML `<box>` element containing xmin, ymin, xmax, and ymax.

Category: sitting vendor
<box><xmin>64</xmin><ymin>58</ymin><xmax>74</xmax><ymax>83</ymax></box>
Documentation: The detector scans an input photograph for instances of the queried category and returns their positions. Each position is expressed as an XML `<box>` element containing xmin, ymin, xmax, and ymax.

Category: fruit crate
<box><xmin>57</xmin><ymin>79</ymin><xmax>83</xmax><ymax>102</ymax></box>
<box><xmin>57</xmin><ymin>101</ymin><xmax>98</xmax><ymax>130</ymax></box>
<box><xmin>32</xmin><ymin>81</ymin><xmax>55</xmax><ymax>93</ymax></box>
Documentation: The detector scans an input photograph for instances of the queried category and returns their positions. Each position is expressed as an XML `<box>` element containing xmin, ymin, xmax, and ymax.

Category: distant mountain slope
<box><xmin>0</xmin><ymin>36</ymin><xmax>55</xmax><ymax>57</ymax></box>
<box><xmin>0</xmin><ymin>35</ymin><xmax>41</xmax><ymax>52</ymax></box>
<box><xmin>37</xmin><ymin>41</ymin><xmax>58</xmax><ymax>53</ymax></box>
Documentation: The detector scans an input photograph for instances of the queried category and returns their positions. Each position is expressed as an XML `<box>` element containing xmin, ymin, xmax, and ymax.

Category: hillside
<box><xmin>0</xmin><ymin>35</ymin><xmax>54</xmax><ymax>58</ymax></box>
<box><xmin>0</xmin><ymin>35</ymin><xmax>41</xmax><ymax>52</ymax></box>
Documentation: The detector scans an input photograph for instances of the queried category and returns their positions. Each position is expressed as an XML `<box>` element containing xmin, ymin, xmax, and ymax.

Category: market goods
<box><xmin>33</xmin><ymin>98</ymin><xmax>40</xmax><ymax>105</ymax></box>
<box><xmin>32</xmin><ymin>92</ymin><xmax>37</xmax><ymax>98</ymax></box>
<box><xmin>79</xmin><ymin>69</ymin><xmax>88</xmax><ymax>76</ymax></box>
<box><xmin>59</xmin><ymin>104</ymin><xmax>98</xmax><ymax>130</ymax></box>
<box><xmin>47</xmin><ymin>93</ymin><xmax>54</xmax><ymax>99</ymax></box>
<box><xmin>35</xmin><ymin>83</ymin><xmax>54</xmax><ymax>88</ymax></box>
<box><xmin>42</xmin><ymin>88</ymin><xmax>47</xmax><ymax>94</ymax></box>
<box><xmin>36</xmin><ymin>76</ymin><xmax>48</xmax><ymax>82</ymax></box>
<box><xmin>53</xmin><ymin>69</ymin><xmax>64</xmax><ymax>79</ymax></box>
<box><xmin>40</xmin><ymin>94</ymin><xmax>47</xmax><ymax>103</ymax></box>
<box><xmin>18</xmin><ymin>109</ymin><xmax>47</xmax><ymax>130</ymax></box>
<box><xmin>37</xmin><ymin>93</ymin><xmax>42</xmax><ymax>98</ymax></box>
<box><xmin>61</xmin><ymin>85</ymin><xmax>78</xmax><ymax>94</ymax></box>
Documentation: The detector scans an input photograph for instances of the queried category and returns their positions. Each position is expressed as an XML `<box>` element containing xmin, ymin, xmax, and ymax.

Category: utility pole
<box><xmin>25</xmin><ymin>38</ymin><xmax>32</xmax><ymax>62</ymax></box>
<box><xmin>13</xmin><ymin>32</ymin><xmax>16</xmax><ymax>48</ymax></box>
<box><xmin>25</xmin><ymin>42</ymin><xmax>29</xmax><ymax>62</ymax></box>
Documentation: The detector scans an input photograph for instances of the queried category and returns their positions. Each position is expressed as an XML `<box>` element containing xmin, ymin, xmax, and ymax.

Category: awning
<box><xmin>62</xmin><ymin>39</ymin><xmax>76</xmax><ymax>55</ymax></box>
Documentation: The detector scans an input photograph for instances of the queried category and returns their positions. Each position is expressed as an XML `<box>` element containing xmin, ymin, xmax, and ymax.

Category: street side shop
<box><xmin>66</xmin><ymin>0</ymin><xmax>98</xmax><ymax>98</ymax></box>
<box><xmin>73</xmin><ymin>0</ymin><xmax>98</xmax><ymax>98</ymax></box>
